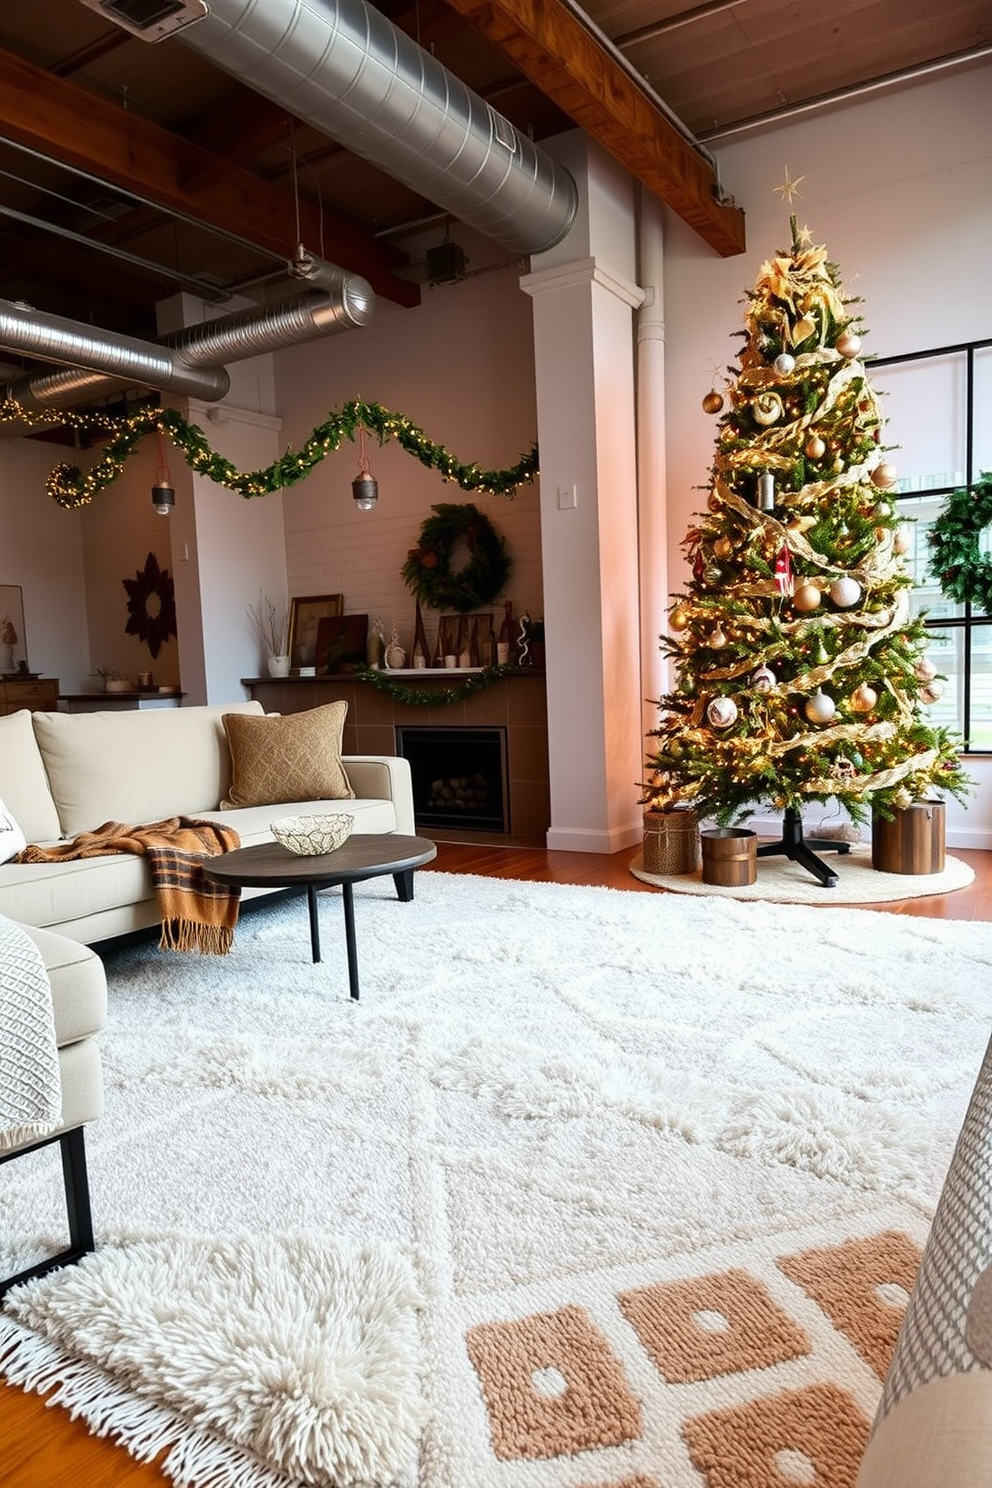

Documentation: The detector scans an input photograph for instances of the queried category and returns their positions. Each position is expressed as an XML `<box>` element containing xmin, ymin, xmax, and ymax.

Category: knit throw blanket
<box><xmin>0</xmin><ymin>914</ymin><xmax>61</xmax><ymax>1149</ymax></box>
<box><xmin>18</xmin><ymin>818</ymin><xmax>242</xmax><ymax>955</ymax></box>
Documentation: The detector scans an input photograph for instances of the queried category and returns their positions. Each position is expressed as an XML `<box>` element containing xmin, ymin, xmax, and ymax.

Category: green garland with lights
<box><xmin>928</xmin><ymin>473</ymin><xmax>992</xmax><ymax>612</ymax></box>
<box><xmin>0</xmin><ymin>396</ymin><xmax>538</xmax><ymax>510</ymax></box>
<box><xmin>401</xmin><ymin>502</ymin><xmax>511</xmax><ymax>612</ymax></box>
<box><xmin>354</xmin><ymin>661</ymin><xmax>517</xmax><ymax>705</ymax></box>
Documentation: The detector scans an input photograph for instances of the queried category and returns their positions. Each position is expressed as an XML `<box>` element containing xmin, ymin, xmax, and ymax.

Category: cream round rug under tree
<box><xmin>630</xmin><ymin>842</ymin><xmax>975</xmax><ymax>905</ymax></box>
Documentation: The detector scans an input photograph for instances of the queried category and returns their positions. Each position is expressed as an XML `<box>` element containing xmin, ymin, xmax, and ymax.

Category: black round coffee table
<box><xmin>203</xmin><ymin>833</ymin><xmax>437</xmax><ymax>1000</ymax></box>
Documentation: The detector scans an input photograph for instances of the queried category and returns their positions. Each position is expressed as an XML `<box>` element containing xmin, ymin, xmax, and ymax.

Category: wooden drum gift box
<box><xmin>700</xmin><ymin>827</ymin><xmax>757</xmax><ymax>887</ymax></box>
<box><xmin>871</xmin><ymin>800</ymin><xmax>945</xmax><ymax>875</ymax></box>
<box><xmin>643</xmin><ymin>808</ymin><xmax>699</xmax><ymax>875</ymax></box>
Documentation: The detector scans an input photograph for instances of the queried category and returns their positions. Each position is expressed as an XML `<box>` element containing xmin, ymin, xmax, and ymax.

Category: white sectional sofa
<box><xmin>0</xmin><ymin>701</ymin><xmax>415</xmax><ymax>944</ymax></box>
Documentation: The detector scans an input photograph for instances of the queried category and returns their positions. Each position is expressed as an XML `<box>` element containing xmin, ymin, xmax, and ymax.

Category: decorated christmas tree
<box><xmin>642</xmin><ymin>197</ymin><xmax>971</xmax><ymax>877</ymax></box>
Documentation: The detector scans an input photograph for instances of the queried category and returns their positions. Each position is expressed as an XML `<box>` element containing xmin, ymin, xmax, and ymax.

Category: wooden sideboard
<box><xmin>0</xmin><ymin>676</ymin><xmax>59</xmax><ymax>716</ymax></box>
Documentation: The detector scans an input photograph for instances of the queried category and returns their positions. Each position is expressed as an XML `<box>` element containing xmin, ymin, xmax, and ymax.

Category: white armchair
<box><xmin>0</xmin><ymin>922</ymin><xmax>106</xmax><ymax>1297</ymax></box>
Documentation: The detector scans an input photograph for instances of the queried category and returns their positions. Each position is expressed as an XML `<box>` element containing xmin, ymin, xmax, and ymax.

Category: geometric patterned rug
<box><xmin>3</xmin><ymin>873</ymin><xmax>989</xmax><ymax>1488</ymax></box>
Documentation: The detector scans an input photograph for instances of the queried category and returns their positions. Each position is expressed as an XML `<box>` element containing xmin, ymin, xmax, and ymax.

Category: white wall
<box><xmin>661</xmin><ymin>60</ymin><xmax>992</xmax><ymax>846</ymax></box>
<box><xmin>0</xmin><ymin>437</ymin><xmax>89</xmax><ymax>691</ymax></box>
<box><xmin>271</xmin><ymin>229</ymin><xmax>544</xmax><ymax>664</ymax></box>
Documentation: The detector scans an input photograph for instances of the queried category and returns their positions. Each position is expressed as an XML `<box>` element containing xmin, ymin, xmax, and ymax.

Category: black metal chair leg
<box><xmin>0</xmin><ymin>1126</ymin><xmax>95</xmax><ymax>1298</ymax></box>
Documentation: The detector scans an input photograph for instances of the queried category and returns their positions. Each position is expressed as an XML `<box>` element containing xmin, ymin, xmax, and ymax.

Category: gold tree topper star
<box><xmin>774</xmin><ymin>168</ymin><xmax>805</xmax><ymax>205</ymax></box>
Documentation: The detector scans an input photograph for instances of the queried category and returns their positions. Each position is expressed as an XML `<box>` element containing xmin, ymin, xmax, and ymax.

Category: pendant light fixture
<box><xmin>351</xmin><ymin>422</ymin><xmax>379</xmax><ymax>511</ymax></box>
<box><xmin>151</xmin><ymin>428</ymin><xmax>175</xmax><ymax>515</ymax></box>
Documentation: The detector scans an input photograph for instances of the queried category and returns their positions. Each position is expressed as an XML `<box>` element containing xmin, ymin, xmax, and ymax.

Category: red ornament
<box><xmin>774</xmin><ymin>545</ymin><xmax>794</xmax><ymax>596</ymax></box>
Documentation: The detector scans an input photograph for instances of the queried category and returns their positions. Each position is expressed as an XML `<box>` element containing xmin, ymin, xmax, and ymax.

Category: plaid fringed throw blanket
<box><xmin>17</xmin><ymin>818</ymin><xmax>241</xmax><ymax>955</ymax></box>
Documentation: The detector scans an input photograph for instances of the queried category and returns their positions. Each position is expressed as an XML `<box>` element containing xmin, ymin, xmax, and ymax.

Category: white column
<box><xmin>636</xmin><ymin>191</ymin><xmax>669</xmax><ymax>743</ymax></box>
<box><xmin>521</xmin><ymin>135</ymin><xmax>646</xmax><ymax>853</ymax></box>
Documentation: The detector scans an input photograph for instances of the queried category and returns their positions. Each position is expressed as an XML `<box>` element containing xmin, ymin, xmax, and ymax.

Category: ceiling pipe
<box><xmin>173</xmin><ymin>0</ymin><xmax>577</xmax><ymax>257</ymax></box>
<box><xmin>1</xmin><ymin>258</ymin><xmax>375</xmax><ymax>419</ymax></box>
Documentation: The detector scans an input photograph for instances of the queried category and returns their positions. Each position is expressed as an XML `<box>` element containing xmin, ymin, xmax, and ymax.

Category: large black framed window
<box><xmin>871</xmin><ymin>337</ymin><xmax>992</xmax><ymax>754</ymax></box>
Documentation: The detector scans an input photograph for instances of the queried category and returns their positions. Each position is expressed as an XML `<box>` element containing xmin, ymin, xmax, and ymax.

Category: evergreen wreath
<box><xmin>928</xmin><ymin>472</ymin><xmax>992</xmax><ymax>611</ymax></box>
<box><xmin>401</xmin><ymin>502</ymin><xmax>511</xmax><ymax>613</ymax></box>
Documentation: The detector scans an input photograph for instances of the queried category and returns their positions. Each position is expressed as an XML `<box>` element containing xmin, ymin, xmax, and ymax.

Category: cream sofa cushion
<box><xmin>31</xmin><ymin>702</ymin><xmax>264</xmax><ymax>837</ymax></box>
<box><xmin>0</xmin><ymin>710</ymin><xmax>62</xmax><ymax>843</ymax></box>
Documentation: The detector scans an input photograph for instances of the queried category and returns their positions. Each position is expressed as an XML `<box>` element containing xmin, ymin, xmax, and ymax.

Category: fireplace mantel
<box><xmin>242</xmin><ymin>671</ymin><xmax>550</xmax><ymax>842</ymax></box>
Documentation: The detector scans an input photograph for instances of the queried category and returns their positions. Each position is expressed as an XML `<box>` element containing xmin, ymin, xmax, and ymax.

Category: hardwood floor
<box><xmin>3</xmin><ymin>840</ymin><xmax>990</xmax><ymax>1485</ymax></box>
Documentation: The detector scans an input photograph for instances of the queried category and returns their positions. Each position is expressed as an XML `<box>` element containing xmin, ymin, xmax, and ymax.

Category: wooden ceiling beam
<box><xmin>0</xmin><ymin>47</ymin><xmax>419</xmax><ymax>308</ymax></box>
<box><xmin>440</xmin><ymin>0</ymin><xmax>746</xmax><ymax>256</ymax></box>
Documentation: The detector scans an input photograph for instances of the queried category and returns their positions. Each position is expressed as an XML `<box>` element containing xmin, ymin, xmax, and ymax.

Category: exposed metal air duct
<box><xmin>2</xmin><ymin>265</ymin><xmax>374</xmax><ymax>416</ymax></box>
<box><xmin>175</xmin><ymin>0</ymin><xmax>577</xmax><ymax>258</ymax></box>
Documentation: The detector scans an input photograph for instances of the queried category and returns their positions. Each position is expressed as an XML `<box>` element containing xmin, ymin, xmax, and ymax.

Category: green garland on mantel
<box><xmin>0</xmin><ymin>395</ymin><xmax>539</xmax><ymax>510</ymax></box>
<box><xmin>928</xmin><ymin>472</ymin><xmax>992</xmax><ymax>612</ymax></box>
<box><xmin>354</xmin><ymin>662</ymin><xmax>518</xmax><ymax>706</ymax></box>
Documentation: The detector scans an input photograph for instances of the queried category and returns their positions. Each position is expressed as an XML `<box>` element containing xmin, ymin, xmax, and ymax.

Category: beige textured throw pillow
<box><xmin>221</xmin><ymin>702</ymin><xmax>354</xmax><ymax>808</ymax></box>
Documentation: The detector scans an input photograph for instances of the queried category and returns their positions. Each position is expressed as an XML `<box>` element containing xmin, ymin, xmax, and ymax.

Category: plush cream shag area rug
<box><xmin>2</xmin><ymin>871</ymin><xmax>991</xmax><ymax>1488</ymax></box>
<box><xmin>630</xmin><ymin>842</ymin><xmax>975</xmax><ymax>904</ymax></box>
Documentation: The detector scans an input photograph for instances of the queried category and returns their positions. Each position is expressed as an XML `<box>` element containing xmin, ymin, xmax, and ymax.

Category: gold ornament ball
<box><xmin>792</xmin><ymin>582</ymin><xmax>822</xmax><ymax>612</ymax></box>
<box><xmin>850</xmin><ymin>683</ymin><xmax>877</xmax><ymax>713</ymax></box>
<box><xmin>893</xmin><ymin>528</ymin><xmax>911</xmax><ymax>555</ymax></box>
<box><xmin>713</xmin><ymin>537</ymin><xmax>734</xmax><ymax>559</ymax></box>
<box><xmin>836</xmin><ymin>329</ymin><xmax>862</xmax><ymax>358</ymax></box>
<box><xmin>669</xmin><ymin>607</ymin><xmax>690</xmax><ymax>632</ymax></box>
<box><xmin>702</xmin><ymin>390</ymin><xmax>724</xmax><ymax>414</ymax></box>
<box><xmin>871</xmin><ymin>462</ymin><xmax>899</xmax><ymax>489</ymax></box>
<box><xmin>804</xmin><ymin>435</ymin><xmax>826</xmax><ymax>459</ymax></box>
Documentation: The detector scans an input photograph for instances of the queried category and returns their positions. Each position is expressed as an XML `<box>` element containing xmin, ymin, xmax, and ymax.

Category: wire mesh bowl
<box><xmin>270</xmin><ymin>813</ymin><xmax>354</xmax><ymax>856</ymax></box>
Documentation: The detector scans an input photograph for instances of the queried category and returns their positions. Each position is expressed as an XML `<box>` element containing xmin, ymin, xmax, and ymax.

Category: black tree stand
<box><xmin>756</xmin><ymin>805</ymin><xmax>851</xmax><ymax>888</ymax></box>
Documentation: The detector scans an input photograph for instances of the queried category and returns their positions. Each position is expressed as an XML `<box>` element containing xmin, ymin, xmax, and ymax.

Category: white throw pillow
<box><xmin>0</xmin><ymin>798</ymin><xmax>26</xmax><ymax>864</ymax></box>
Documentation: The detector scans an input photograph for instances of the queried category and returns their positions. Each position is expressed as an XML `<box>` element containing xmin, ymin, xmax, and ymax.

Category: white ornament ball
<box><xmin>920</xmin><ymin>682</ymin><xmax>944</xmax><ymax>704</ymax></box>
<box><xmin>707</xmin><ymin>696</ymin><xmax>739</xmax><ymax>730</ymax></box>
<box><xmin>914</xmin><ymin>657</ymin><xmax>937</xmax><ymax>682</ymax></box>
<box><xmin>804</xmin><ymin>690</ymin><xmax>836</xmax><ymax>724</ymax></box>
<box><xmin>709</xmin><ymin>624</ymin><xmax>728</xmax><ymax>649</ymax></box>
<box><xmin>752</xmin><ymin>664</ymin><xmax>776</xmax><ymax>693</ymax></box>
<box><xmin>850</xmin><ymin>683</ymin><xmax>877</xmax><ymax>713</ymax></box>
<box><xmin>836</xmin><ymin>330</ymin><xmax>862</xmax><ymax>358</ymax></box>
<box><xmin>829</xmin><ymin>576</ymin><xmax>862</xmax><ymax>609</ymax></box>
<box><xmin>894</xmin><ymin>528</ymin><xmax>911</xmax><ymax>555</ymax></box>
<box><xmin>792</xmin><ymin>582</ymin><xmax>822</xmax><ymax>612</ymax></box>
<box><xmin>774</xmin><ymin>353</ymin><xmax>796</xmax><ymax>375</ymax></box>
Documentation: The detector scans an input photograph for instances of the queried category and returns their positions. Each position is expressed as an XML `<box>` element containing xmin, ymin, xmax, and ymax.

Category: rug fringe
<box><xmin>0</xmin><ymin>1316</ymin><xmax>300</xmax><ymax>1488</ymax></box>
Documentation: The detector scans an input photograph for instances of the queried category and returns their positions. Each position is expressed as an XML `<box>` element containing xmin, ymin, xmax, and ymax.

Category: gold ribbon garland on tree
<box><xmin>0</xmin><ymin>396</ymin><xmax>539</xmax><ymax>510</ymax></box>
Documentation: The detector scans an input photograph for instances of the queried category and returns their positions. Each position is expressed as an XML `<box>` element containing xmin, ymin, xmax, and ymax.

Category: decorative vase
<box><xmin>384</xmin><ymin>642</ymin><xmax>406</xmax><ymax>670</ymax></box>
<box><xmin>267</xmin><ymin>654</ymin><xmax>291</xmax><ymax>678</ymax></box>
<box><xmin>871</xmin><ymin>799</ymin><xmax>945</xmax><ymax>874</ymax></box>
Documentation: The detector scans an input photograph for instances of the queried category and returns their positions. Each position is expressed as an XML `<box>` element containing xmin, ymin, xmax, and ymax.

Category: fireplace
<box><xmin>395</xmin><ymin>726</ymin><xmax>510</xmax><ymax>833</ymax></box>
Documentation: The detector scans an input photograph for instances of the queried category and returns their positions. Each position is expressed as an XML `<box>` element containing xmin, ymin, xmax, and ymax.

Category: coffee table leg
<box><xmin>342</xmin><ymin>882</ymin><xmax>360</xmax><ymax>1000</ymax></box>
<box><xmin>393</xmin><ymin>869</ymin><xmax>415</xmax><ymax>902</ymax></box>
<box><xmin>307</xmin><ymin>884</ymin><xmax>321</xmax><ymax>963</ymax></box>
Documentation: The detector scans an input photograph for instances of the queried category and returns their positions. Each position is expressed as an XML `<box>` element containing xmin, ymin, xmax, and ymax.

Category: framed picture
<box><xmin>315</xmin><ymin>614</ymin><xmax>369</xmax><ymax>674</ymax></box>
<box><xmin>287</xmin><ymin>594</ymin><xmax>343</xmax><ymax>670</ymax></box>
<box><xmin>0</xmin><ymin>585</ymin><xmax>28</xmax><ymax>675</ymax></box>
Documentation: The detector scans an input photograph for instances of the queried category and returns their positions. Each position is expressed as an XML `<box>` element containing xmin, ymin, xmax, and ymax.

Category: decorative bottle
<box><xmin>497</xmin><ymin>600</ymin><xmax>514</xmax><ymax>665</ymax></box>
